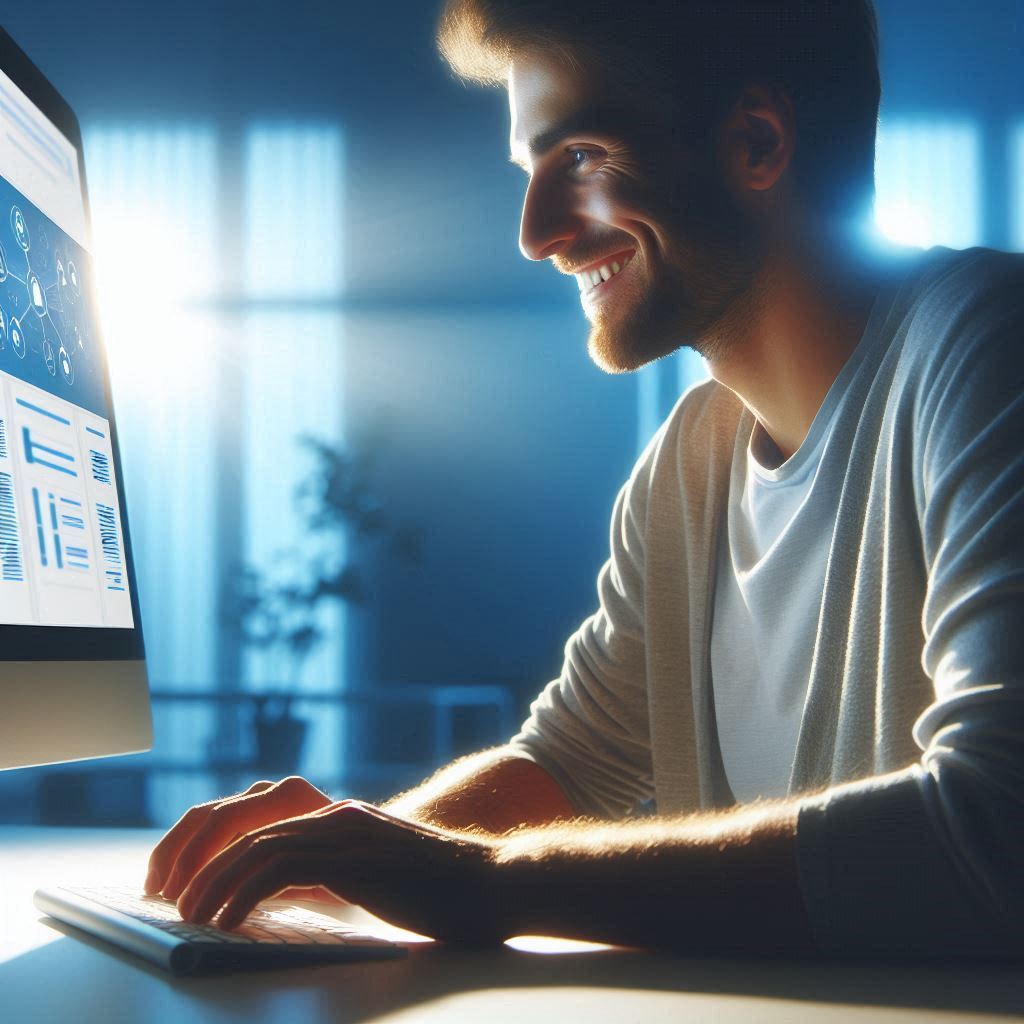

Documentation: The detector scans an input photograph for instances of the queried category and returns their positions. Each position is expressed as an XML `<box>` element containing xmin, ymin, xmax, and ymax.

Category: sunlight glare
<box><xmin>91</xmin><ymin>210</ymin><xmax>214</xmax><ymax>389</ymax></box>
<box><xmin>874</xmin><ymin>201</ymin><xmax>934</xmax><ymax>249</ymax></box>
<box><xmin>505</xmin><ymin>934</ymin><xmax>615</xmax><ymax>954</ymax></box>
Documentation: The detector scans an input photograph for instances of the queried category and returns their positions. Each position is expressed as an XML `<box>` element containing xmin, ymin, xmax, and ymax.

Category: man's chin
<box><xmin>586</xmin><ymin>325</ymin><xmax>679</xmax><ymax>374</ymax></box>
<box><xmin>584</xmin><ymin>277</ymin><xmax>699</xmax><ymax>373</ymax></box>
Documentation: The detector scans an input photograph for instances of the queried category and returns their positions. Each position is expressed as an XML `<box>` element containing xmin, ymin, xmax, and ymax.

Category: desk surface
<box><xmin>1</xmin><ymin>826</ymin><xmax>1022</xmax><ymax>1024</ymax></box>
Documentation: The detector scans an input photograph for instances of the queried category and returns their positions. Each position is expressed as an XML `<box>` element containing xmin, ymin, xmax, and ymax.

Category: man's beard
<box><xmin>586</xmin><ymin>157</ymin><xmax>769</xmax><ymax>373</ymax></box>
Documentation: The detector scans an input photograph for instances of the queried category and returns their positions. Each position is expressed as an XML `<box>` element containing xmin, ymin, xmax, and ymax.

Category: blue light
<box><xmin>874</xmin><ymin>119</ymin><xmax>981</xmax><ymax>249</ymax></box>
<box><xmin>244</xmin><ymin>124</ymin><xmax>344</xmax><ymax>298</ymax></box>
<box><xmin>1013</xmin><ymin>123</ymin><xmax>1024</xmax><ymax>252</ymax></box>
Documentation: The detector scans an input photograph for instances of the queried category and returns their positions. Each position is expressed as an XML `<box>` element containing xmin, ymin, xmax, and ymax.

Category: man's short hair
<box><xmin>437</xmin><ymin>0</ymin><xmax>881</xmax><ymax>230</ymax></box>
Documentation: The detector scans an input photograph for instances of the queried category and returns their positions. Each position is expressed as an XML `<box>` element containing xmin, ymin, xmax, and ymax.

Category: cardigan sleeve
<box><xmin>505</xmin><ymin>430</ymin><xmax>660</xmax><ymax>820</ymax></box>
<box><xmin>795</xmin><ymin>251</ymin><xmax>1024</xmax><ymax>958</ymax></box>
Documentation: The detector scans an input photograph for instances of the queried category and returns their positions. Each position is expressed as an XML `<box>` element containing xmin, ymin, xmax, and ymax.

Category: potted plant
<box><xmin>222</xmin><ymin>433</ymin><xmax>421</xmax><ymax>774</ymax></box>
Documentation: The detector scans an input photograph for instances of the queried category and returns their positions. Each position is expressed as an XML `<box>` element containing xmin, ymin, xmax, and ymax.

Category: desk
<box><xmin>1</xmin><ymin>827</ymin><xmax>1022</xmax><ymax>1023</ymax></box>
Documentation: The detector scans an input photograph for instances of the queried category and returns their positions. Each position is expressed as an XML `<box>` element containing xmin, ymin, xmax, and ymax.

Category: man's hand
<box><xmin>174</xmin><ymin>798</ymin><xmax>502</xmax><ymax>942</ymax></box>
<box><xmin>145</xmin><ymin>776</ymin><xmax>334</xmax><ymax>900</ymax></box>
<box><xmin>143</xmin><ymin>756</ymin><xmax>574</xmax><ymax>941</ymax></box>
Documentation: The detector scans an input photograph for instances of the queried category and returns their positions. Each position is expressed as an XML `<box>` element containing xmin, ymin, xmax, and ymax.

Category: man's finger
<box><xmin>218</xmin><ymin>855</ymin><xmax>327</xmax><ymax>930</ymax></box>
<box><xmin>161</xmin><ymin>780</ymin><xmax>327</xmax><ymax>899</ymax></box>
<box><xmin>180</xmin><ymin>827</ymin><xmax>343</xmax><ymax>924</ymax></box>
<box><xmin>182</xmin><ymin>832</ymin><xmax>307</xmax><ymax>924</ymax></box>
<box><xmin>145</xmin><ymin>780</ymin><xmax>275</xmax><ymax>895</ymax></box>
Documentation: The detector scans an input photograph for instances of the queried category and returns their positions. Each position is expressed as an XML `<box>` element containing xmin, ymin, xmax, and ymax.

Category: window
<box><xmin>85</xmin><ymin>125</ymin><xmax>220</xmax><ymax>696</ymax></box>
<box><xmin>83</xmin><ymin>122</ymin><xmax>347</xmax><ymax>821</ymax></box>
<box><xmin>241</xmin><ymin>125</ymin><xmax>346</xmax><ymax>778</ymax></box>
<box><xmin>874</xmin><ymin>119</ymin><xmax>982</xmax><ymax>249</ymax></box>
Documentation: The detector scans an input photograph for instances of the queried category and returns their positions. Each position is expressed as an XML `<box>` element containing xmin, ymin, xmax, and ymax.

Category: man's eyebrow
<box><xmin>508</xmin><ymin>106</ymin><xmax>625</xmax><ymax>171</ymax></box>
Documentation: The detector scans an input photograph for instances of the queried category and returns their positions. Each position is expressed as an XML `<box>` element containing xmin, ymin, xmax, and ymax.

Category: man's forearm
<box><xmin>491</xmin><ymin>796</ymin><xmax>817</xmax><ymax>955</ymax></box>
<box><xmin>383</xmin><ymin>749</ymin><xmax>816</xmax><ymax>953</ymax></box>
<box><xmin>383</xmin><ymin>746</ymin><xmax>577</xmax><ymax>835</ymax></box>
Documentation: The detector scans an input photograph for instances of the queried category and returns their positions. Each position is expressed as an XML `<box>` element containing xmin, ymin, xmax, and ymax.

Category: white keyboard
<box><xmin>34</xmin><ymin>884</ymin><xmax>407</xmax><ymax>974</ymax></box>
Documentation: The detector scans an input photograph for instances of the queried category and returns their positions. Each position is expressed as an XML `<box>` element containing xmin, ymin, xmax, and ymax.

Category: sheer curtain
<box><xmin>85</xmin><ymin>122</ymin><xmax>346</xmax><ymax>823</ymax></box>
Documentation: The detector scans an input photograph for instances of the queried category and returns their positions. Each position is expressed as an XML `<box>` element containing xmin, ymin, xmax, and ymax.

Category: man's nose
<box><xmin>518</xmin><ymin>176</ymin><xmax>580</xmax><ymax>262</ymax></box>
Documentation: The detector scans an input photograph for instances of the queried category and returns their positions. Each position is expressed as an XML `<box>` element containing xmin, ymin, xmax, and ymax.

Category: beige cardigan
<box><xmin>511</xmin><ymin>245</ymin><xmax>1024</xmax><ymax>957</ymax></box>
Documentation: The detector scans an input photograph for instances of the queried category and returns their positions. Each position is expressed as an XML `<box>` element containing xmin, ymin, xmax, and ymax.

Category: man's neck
<box><xmin>705</xmin><ymin>235</ymin><xmax>891</xmax><ymax>464</ymax></box>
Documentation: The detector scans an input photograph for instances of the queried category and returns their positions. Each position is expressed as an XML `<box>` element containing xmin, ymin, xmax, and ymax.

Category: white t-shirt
<box><xmin>710</xmin><ymin>309</ymin><xmax>884</xmax><ymax>803</ymax></box>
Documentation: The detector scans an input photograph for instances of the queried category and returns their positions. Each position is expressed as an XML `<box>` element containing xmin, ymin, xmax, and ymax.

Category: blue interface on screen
<box><xmin>0</xmin><ymin>170</ymin><xmax>133</xmax><ymax>629</ymax></box>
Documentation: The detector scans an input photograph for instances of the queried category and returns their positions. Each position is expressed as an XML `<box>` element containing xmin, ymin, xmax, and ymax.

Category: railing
<box><xmin>145</xmin><ymin>684</ymin><xmax>517</xmax><ymax>774</ymax></box>
<box><xmin>8</xmin><ymin>683</ymin><xmax>518</xmax><ymax>827</ymax></box>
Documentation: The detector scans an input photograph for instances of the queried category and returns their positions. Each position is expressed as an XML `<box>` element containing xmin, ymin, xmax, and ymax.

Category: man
<box><xmin>145</xmin><ymin>1</ymin><xmax>1023</xmax><ymax>957</ymax></box>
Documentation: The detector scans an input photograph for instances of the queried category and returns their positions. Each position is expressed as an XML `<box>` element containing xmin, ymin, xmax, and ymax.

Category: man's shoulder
<box><xmin>899</xmin><ymin>245</ymin><xmax>1024</xmax><ymax>364</ymax></box>
<box><xmin>888</xmin><ymin>246</ymin><xmax>1024</xmax><ymax>472</ymax></box>
<box><xmin>854</xmin><ymin>245</ymin><xmax>1024</xmax><ymax>419</ymax></box>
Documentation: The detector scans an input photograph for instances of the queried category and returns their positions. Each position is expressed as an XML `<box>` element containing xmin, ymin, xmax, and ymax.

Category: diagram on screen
<box><xmin>2</xmin><ymin>202</ymin><xmax>86</xmax><ymax>394</ymax></box>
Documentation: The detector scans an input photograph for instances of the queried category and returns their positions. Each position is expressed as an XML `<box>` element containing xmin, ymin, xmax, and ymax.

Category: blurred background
<box><xmin>0</xmin><ymin>0</ymin><xmax>1020</xmax><ymax>826</ymax></box>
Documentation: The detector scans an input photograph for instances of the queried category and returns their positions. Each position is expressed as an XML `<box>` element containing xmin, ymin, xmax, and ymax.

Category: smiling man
<box><xmin>146</xmin><ymin>1</ymin><xmax>1024</xmax><ymax>958</ymax></box>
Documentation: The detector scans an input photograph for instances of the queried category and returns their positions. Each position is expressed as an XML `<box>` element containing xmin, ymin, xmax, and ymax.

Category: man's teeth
<box><xmin>576</xmin><ymin>254</ymin><xmax>633</xmax><ymax>293</ymax></box>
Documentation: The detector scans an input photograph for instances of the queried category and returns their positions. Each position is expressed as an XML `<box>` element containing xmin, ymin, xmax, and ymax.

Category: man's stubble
<box><xmin>586</xmin><ymin>145</ymin><xmax>770</xmax><ymax>374</ymax></box>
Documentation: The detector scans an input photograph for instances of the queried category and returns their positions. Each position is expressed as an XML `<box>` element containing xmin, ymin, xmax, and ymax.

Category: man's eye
<box><xmin>569</xmin><ymin>149</ymin><xmax>595</xmax><ymax>171</ymax></box>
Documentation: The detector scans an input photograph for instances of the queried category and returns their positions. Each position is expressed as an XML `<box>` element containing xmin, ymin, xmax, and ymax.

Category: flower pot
<box><xmin>253</xmin><ymin>699</ymin><xmax>309</xmax><ymax>774</ymax></box>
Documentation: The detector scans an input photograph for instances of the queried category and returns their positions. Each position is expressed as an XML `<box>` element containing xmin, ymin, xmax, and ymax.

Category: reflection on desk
<box><xmin>2</xmin><ymin>827</ymin><xmax>1023</xmax><ymax>1024</ymax></box>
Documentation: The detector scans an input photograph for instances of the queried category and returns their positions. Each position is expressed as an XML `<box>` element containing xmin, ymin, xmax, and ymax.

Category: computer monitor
<box><xmin>0</xmin><ymin>28</ymin><xmax>150</xmax><ymax>770</ymax></box>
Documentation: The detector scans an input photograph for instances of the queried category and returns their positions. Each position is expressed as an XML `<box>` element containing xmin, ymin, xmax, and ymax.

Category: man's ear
<box><xmin>719</xmin><ymin>82</ymin><xmax>796</xmax><ymax>194</ymax></box>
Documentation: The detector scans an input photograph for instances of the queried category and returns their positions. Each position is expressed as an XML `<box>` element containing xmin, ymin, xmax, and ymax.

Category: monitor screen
<box><xmin>0</xmin><ymin>58</ymin><xmax>141</xmax><ymax>652</ymax></box>
<box><xmin>0</xmin><ymin>28</ymin><xmax>149</xmax><ymax>771</ymax></box>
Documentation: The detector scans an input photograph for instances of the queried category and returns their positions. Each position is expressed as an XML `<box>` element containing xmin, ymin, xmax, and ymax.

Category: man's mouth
<box><xmin>575</xmin><ymin>249</ymin><xmax>636</xmax><ymax>299</ymax></box>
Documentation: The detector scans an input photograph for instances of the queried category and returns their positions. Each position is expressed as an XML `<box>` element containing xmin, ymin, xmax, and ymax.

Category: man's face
<box><xmin>508</xmin><ymin>51</ymin><xmax>770</xmax><ymax>371</ymax></box>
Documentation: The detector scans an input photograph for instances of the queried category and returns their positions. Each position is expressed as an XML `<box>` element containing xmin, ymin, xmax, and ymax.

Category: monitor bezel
<box><xmin>0</xmin><ymin>28</ymin><xmax>145</xmax><ymax>661</ymax></box>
